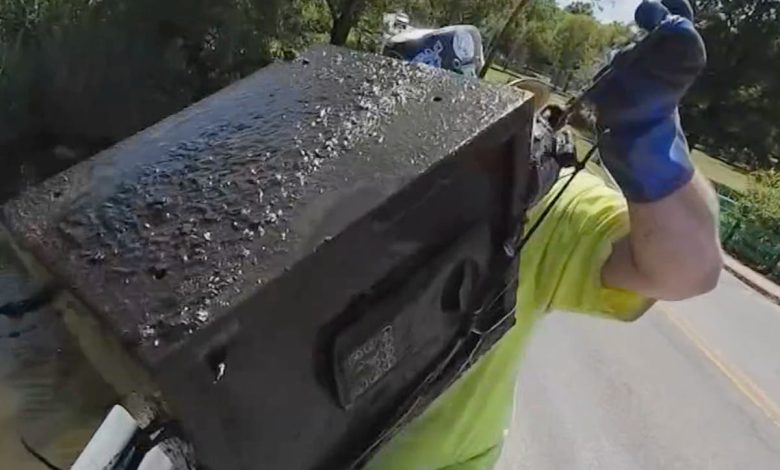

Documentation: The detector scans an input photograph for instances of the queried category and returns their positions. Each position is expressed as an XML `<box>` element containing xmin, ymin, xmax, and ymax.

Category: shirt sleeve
<box><xmin>516</xmin><ymin>170</ymin><xmax>653</xmax><ymax>321</ymax></box>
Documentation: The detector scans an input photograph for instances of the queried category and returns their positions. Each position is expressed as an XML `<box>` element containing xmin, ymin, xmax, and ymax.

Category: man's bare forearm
<box><xmin>603</xmin><ymin>172</ymin><xmax>723</xmax><ymax>300</ymax></box>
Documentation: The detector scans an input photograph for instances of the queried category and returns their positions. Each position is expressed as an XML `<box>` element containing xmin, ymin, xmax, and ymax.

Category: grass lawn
<box><xmin>691</xmin><ymin>149</ymin><xmax>749</xmax><ymax>193</ymax></box>
<box><xmin>571</xmin><ymin>132</ymin><xmax>613</xmax><ymax>184</ymax></box>
<box><xmin>576</xmin><ymin>135</ymin><xmax>750</xmax><ymax>194</ymax></box>
<box><xmin>484</xmin><ymin>65</ymin><xmax>526</xmax><ymax>84</ymax></box>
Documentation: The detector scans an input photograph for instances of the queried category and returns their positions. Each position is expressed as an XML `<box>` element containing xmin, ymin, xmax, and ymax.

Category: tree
<box><xmin>321</xmin><ymin>0</ymin><xmax>523</xmax><ymax>67</ymax></box>
<box><xmin>506</xmin><ymin>0</ymin><xmax>563</xmax><ymax>69</ymax></box>
<box><xmin>549</xmin><ymin>13</ymin><xmax>602</xmax><ymax>89</ymax></box>
<box><xmin>564</xmin><ymin>1</ymin><xmax>595</xmax><ymax>16</ymax></box>
<box><xmin>477</xmin><ymin>0</ymin><xmax>625</xmax><ymax>84</ymax></box>
<box><xmin>737</xmin><ymin>169</ymin><xmax>780</xmax><ymax>230</ymax></box>
<box><xmin>326</xmin><ymin>0</ymin><xmax>373</xmax><ymax>45</ymax></box>
<box><xmin>480</xmin><ymin>0</ymin><xmax>534</xmax><ymax>76</ymax></box>
<box><xmin>404</xmin><ymin>0</ymin><xmax>514</xmax><ymax>28</ymax></box>
<box><xmin>0</xmin><ymin>0</ymin><xmax>291</xmax><ymax>154</ymax></box>
<box><xmin>682</xmin><ymin>0</ymin><xmax>780</xmax><ymax>169</ymax></box>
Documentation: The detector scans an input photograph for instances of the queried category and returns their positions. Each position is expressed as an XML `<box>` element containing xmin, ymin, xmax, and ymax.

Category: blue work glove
<box><xmin>585</xmin><ymin>0</ymin><xmax>707</xmax><ymax>202</ymax></box>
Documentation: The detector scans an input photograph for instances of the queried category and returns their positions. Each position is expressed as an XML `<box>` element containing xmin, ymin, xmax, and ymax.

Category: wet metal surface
<box><xmin>2</xmin><ymin>45</ymin><xmax>534</xmax><ymax>469</ymax></box>
<box><xmin>2</xmin><ymin>45</ymin><xmax>526</xmax><ymax>365</ymax></box>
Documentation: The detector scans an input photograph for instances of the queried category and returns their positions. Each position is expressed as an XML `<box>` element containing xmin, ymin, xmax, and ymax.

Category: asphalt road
<box><xmin>497</xmin><ymin>271</ymin><xmax>780</xmax><ymax>470</ymax></box>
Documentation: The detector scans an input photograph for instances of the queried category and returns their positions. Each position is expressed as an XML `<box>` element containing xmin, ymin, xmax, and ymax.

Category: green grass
<box><xmin>577</xmin><ymin>137</ymin><xmax>750</xmax><ymax>193</ymax></box>
<box><xmin>578</xmin><ymin>138</ymin><xmax>750</xmax><ymax>194</ymax></box>
<box><xmin>691</xmin><ymin>149</ymin><xmax>749</xmax><ymax>193</ymax></box>
<box><xmin>571</xmin><ymin>132</ymin><xmax>613</xmax><ymax>184</ymax></box>
<box><xmin>484</xmin><ymin>65</ymin><xmax>527</xmax><ymax>84</ymax></box>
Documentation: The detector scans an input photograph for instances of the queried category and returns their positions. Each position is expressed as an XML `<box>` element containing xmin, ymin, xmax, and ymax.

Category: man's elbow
<box><xmin>687</xmin><ymin>250</ymin><xmax>723</xmax><ymax>297</ymax></box>
<box><xmin>657</xmin><ymin>247</ymin><xmax>723</xmax><ymax>300</ymax></box>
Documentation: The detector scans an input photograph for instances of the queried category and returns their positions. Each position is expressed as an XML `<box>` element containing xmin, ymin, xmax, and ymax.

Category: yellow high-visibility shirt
<box><xmin>366</xmin><ymin>170</ymin><xmax>652</xmax><ymax>470</ymax></box>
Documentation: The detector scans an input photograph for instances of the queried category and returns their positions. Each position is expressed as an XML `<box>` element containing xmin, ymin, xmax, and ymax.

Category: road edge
<box><xmin>723</xmin><ymin>254</ymin><xmax>780</xmax><ymax>306</ymax></box>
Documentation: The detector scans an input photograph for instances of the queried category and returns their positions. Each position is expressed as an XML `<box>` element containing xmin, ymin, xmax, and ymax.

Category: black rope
<box><xmin>348</xmin><ymin>131</ymin><xmax>608</xmax><ymax>469</ymax></box>
<box><xmin>346</xmin><ymin>337</ymin><xmax>468</xmax><ymax>469</ymax></box>
<box><xmin>0</xmin><ymin>325</ymin><xmax>37</xmax><ymax>340</ymax></box>
<box><xmin>0</xmin><ymin>284</ymin><xmax>59</xmax><ymax>319</ymax></box>
<box><xmin>469</xmin><ymin>130</ymin><xmax>608</xmax><ymax>321</ymax></box>
<box><xmin>14</xmin><ymin>129</ymin><xmax>607</xmax><ymax>470</ymax></box>
<box><xmin>518</xmin><ymin>135</ymin><xmax>604</xmax><ymax>250</ymax></box>
<box><xmin>120</xmin><ymin>420</ymin><xmax>181</xmax><ymax>470</ymax></box>
<box><xmin>20</xmin><ymin>437</ymin><xmax>64</xmax><ymax>470</ymax></box>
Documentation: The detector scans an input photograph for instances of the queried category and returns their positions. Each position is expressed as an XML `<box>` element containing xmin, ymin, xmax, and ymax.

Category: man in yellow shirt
<box><xmin>367</xmin><ymin>1</ymin><xmax>723</xmax><ymax>468</ymax></box>
<box><xmin>0</xmin><ymin>2</ymin><xmax>721</xmax><ymax>468</ymax></box>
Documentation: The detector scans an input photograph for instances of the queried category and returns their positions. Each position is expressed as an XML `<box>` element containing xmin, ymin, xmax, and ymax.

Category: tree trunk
<box><xmin>562</xmin><ymin>70</ymin><xmax>573</xmax><ymax>92</ymax></box>
<box><xmin>328</xmin><ymin>0</ymin><xmax>368</xmax><ymax>46</ymax></box>
<box><xmin>479</xmin><ymin>0</ymin><xmax>533</xmax><ymax>78</ymax></box>
<box><xmin>330</xmin><ymin>13</ymin><xmax>354</xmax><ymax>45</ymax></box>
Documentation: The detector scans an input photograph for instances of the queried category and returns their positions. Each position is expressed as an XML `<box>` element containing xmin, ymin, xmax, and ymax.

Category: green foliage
<box><xmin>737</xmin><ymin>169</ymin><xmax>780</xmax><ymax>231</ymax></box>
<box><xmin>506</xmin><ymin>0</ymin><xmax>561</xmax><ymax>67</ymax></box>
<box><xmin>325</xmin><ymin>0</ymin><xmax>520</xmax><ymax>52</ymax></box>
<box><xmin>0</xmin><ymin>0</ymin><xmax>299</xmax><ymax>147</ymax></box>
<box><xmin>0</xmin><ymin>0</ymin><xmax>91</xmax><ymax>45</ymax></box>
<box><xmin>492</xmin><ymin>0</ymin><xmax>628</xmax><ymax>91</ymax></box>
<box><xmin>0</xmin><ymin>36</ymin><xmax>33</xmax><ymax>143</ymax></box>
<box><xmin>564</xmin><ymin>1</ymin><xmax>595</xmax><ymax>16</ymax></box>
<box><xmin>549</xmin><ymin>14</ymin><xmax>602</xmax><ymax>88</ymax></box>
<box><xmin>385</xmin><ymin>0</ymin><xmax>513</xmax><ymax>29</ymax></box>
<box><xmin>683</xmin><ymin>0</ymin><xmax>780</xmax><ymax>170</ymax></box>
<box><xmin>0</xmin><ymin>0</ymin><xmax>630</xmax><ymax>151</ymax></box>
<box><xmin>723</xmin><ymin>169</ymin><xmax>780</xmax><ymax>278</ymax></box>
<box><xmin>325</xmin><ymin>0</ymin><xmax>356</xmax><ymax>44</ymax></box>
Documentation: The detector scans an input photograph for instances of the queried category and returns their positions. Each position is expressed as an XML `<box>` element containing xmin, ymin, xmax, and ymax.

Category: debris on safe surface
<box><xmin>214</xmin><ymin>362</ymin><xmax>226</xmax><ymax>384</ymax></box>
<box><xmin>0</xmin><ymin>45</ymin><xmax>520</xmax><ymax>363</ymax></box>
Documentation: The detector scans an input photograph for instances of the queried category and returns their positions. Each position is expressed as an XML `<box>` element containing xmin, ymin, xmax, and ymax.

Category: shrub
<box><xmin>737</xmin><ymin>169</ymin><xmax>780</xmax><ymax>233</ymax></box>
<box><xmin>0</xmin><ymin>0</ymin><xmax>293</xmax><ymax>149</ymax></box>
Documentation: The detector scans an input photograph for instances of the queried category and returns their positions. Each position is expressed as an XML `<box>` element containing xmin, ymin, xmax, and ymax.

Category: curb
<box><xmin>723</xmin><ymin>256</ymin><xmax>780</xmax><ymax>306</ymax></box>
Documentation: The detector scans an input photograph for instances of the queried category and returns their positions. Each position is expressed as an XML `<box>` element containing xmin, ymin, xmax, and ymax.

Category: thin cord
<box><xmin>20</xmin><ymin>437</ymin><xmax>63</xmax><ymax>470</ymax></box>
<box><xmin>518</xmin><ymin>138</ymin><xmax>603</xmax><ymax>249</ymax></box>
<box><xmin>346</xmin><ymin>337</ymin><xmax>468</xmax><ymax>469</ymax></box>
<box><xmin>469</xmin><ymin>131</ymin><xmax>607</xmax><ymax>321</ymax></box>
<box><xmin>450</xmin><ymin>131</ymin><xmax>609</xmax><ymax>379</ymax></box>
<box><xmin>0</xmin><ymin>284</ymin><xmax>58</xmax><ymax>319</ymax></box>
<box><xmin>350</xmin><ymin>132</ymin><xmax>608</xmax><ymax>469</ymax></box>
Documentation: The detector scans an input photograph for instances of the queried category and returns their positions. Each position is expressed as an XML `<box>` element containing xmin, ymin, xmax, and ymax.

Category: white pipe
<box><xmin>71</xmin><ymin>405</ymin><xmax>138</xmax><ymax>470</ymax></box>
<box><xmin>138</xmin><ymin>445</ymin><xmax>175</xmax><ymax>470</ymax></box>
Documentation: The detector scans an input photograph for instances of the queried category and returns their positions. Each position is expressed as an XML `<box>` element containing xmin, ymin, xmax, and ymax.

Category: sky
<box><xmin>559</xmin><ymin>0</ymin><xmax>637</xmax><ymax>24</ymax></box>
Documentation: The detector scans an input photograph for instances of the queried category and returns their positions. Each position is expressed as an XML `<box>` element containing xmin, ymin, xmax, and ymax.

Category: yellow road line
<box><xmin>660</xmin><ymin>305</ymin><xmax>780</xmax><ymax>429</ymax></box>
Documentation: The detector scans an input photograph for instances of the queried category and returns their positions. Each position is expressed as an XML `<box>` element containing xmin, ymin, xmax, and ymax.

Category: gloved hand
<box><xmin>585</xmin><ymin>0</ymin><xmax>707</xmax><ymax>202</ymax></box>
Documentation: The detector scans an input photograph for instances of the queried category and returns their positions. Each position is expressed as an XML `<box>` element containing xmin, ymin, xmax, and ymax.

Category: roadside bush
<box><xmin>724</xmin><ymin>169</ymin><xmax>780</xmax><ymax>280</ymax></box>
<box><xmin>0</xmin><ymin>0</ymin><xmax>292</xmax><ymax>149</ymax></box>
<box><xmin>736</xmin><ymin>169</ymin><xmax>780</xmax><ymax>233</ymax></box>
